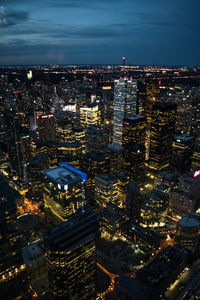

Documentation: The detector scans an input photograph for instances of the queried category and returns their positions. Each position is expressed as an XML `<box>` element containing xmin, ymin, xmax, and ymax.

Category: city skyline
<box><xmin>0</xmin><ymin>0</ymin><xmax>200</xmax><ymax>65</ymax></box>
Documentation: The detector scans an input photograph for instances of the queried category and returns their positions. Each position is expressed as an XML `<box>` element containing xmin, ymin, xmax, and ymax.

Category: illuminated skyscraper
<box><xmin>80</xmin><ymin>152</ymin><xmax>110</xmax><ymax>201</ymax></box>
<box><xmin>122</xmin><ymin>116</ymin><xmax>146</xmax><ymax>183</ymax></box>
<box><xmin>171</xmin><ymin>136</ymin><xmax>194</xmax><ymax>173</ymax></box>
<box><xmin>37</xmin><ymin>114</ymin><xmax>57</xmax><ymax>142</ymax></box>
<box><xmin>0</xmin><ymin>174</ymin><xmax>29</xmax><ymax>299</ymax></box>
<box><xmin>148</xmin><ymin>103</ymin><xmax>176</xmax><ymax>173</ymax></box>
<box><xmin>175</xmin><ymin>216</ymin><xmax>200</xmax><ymax>255</ymax></box>
<box><xmin>80</xmin><ymin>103</ymin><xmax>101</xmax><ymax>127</ymax></box>
<box><xmin>57</xmin><ymin>119</ymin><xmax>75</xmax><ymax>143</ymax></box>
<box><xmin>144</xmin><ymin>79</ymin><xmax>160</xmax><ymax>159</ymax></box>
<box><xmin>122</xmin><ymin>115</ymin><xmax>146</xmax><ymax>147</ymax></box>
<box><xmin>145</xmin><ymin>79</ymin><xmax>160</xmax><ymax>126</ymax></box>
<box><xmin>86</xmin><ymin>125</ymin><xmax>109</xmax><ymax>153</ymax></box>
<box><xmin>113</xmin><ymin>78</ymin><xmax>138</xmax><ymax>147</ymax></box>
<box><xmin>95</xmin><ymin>174</ymin><xmax>118</xmax><ymax>208</ymax></box>
<box><xmin>45</xmin><ymin>210</ymin><xmax>97</xmax><ymax>300</ymax></box>
<box><xmin>42</xmin><ymin>163</ymin><xmax>86</xmax><ymax>227</ymax></box>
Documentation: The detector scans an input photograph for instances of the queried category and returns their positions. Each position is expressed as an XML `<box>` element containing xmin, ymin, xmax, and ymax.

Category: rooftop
<box><xmin>178</xmin><ymin>216</ymin><xmax>200</xmax><ymax>228</ymax></box>
<box><xmin>41</xmin><ymin>164</ymin><xmax>83</xmax><ymax>186</ymax></box>
<box><xmin>23</xmin><ymin>242</ymin><xmax>44</xmax><ymax>266</ymax></box>
<box><xmin>124</xmin><ymin>115</ymin><xmax>146</xmax><ymax>122</ymax></box>
<box><xmin>175</xmin><ymin>136</ymin><xmax>195</xmax><ymax>143</ymax></box>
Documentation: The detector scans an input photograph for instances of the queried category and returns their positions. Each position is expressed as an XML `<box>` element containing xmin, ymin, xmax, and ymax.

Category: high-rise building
<box><xmin>122</xmin><ymin>115</ymin><xmax>146</xmax><ymax>148</ymax></box>
<box><xmin>171</xmin><ymin>136</ymin><xmax>194</xmax><ymax>173</ymax></box>
<box><xmin>122</xmin><ymin>115</ymin><xmax>146</xmax><ymax>183</ymax></box>
<box><xmin>57</xmin><ymin>142</ymin><xmax>81</xmax><ymax>168</ymax></box>
<box><xmin>144</xmin><ymin>79</ymin><xmax>160</xmax><ymax>159</ymax></box>
<box><xmin>114</xmin><ymin>172</ymin><xmax>129</xmax><ymax>208</ymax></box>
<box><xmin>107</xmin><ymin>144</ymin><xmax>123</xmax><ymax>174</ymax></box>
<box><xmin>113</xmin><ymin>78</ymin><xmax>138</xmax><ymax>147</ymax></box>
<box><xmin>95</xmin><ymin>174</ymin><xmax>118</xmax><ymax>208</ymax></box>
<box><xmin>28</xmin><ymin>154</ymin><xmax>49</xmax><ymax>201</ymax></box>
<box><xmin>169</xmin><ymin>170</ymin><xmax>200</xmax><ymax>218</ymax></box>
<box><xmin>148</xmin><ymin>103</ymin><xmax>176</xmax><ymax>173</ymax></box>
<box><xmin>123</xmin><ymin>143</ymin><xmax>146</xmax><ymax>183</ymax></box>
<box><xmin>175</xmin><ymin>216</ymin><xmax>200</xmax><ymax>255</ymax></box>
<box><xmin>42</xmin><ymin>163</ymin><xmax>87</xmax><ymax>227</ymax></box>
<box><xmin>86</xmin><ymin>125</ymin><xmax>109</xmax><ymax>153</ymax></box>
<box><xmin>80</xmin><ymin>152</ymin><xmax>110</xmax><ymax>201</ymax></box>
<box><xmin>80</xmin><ymin>103</ymin><xmax>101</xmax><ymax>127</ymax></box>
<box><xmin>136</xmin><ymin>245</ymin><xmax>188</xmax><ymax>292</ymax></box>
<box><xmin>57</xmin><ymin>119</ymin><xmax>75</xmax><ymax>143</ymax></box>
<box><xmin>0</xmin><ymin>174</ymin><xmax>29</xmax><ymax>299</ymax></box>
<box><xmin>126</xmin><ymin>181</ymin><xmax>142</xmax><ymax>222</ymax></box>
<box><xmin>144</xmin><ymin>79</ymin><xmax>160</xmax><ymax>126</ymax></box>
<box><xmin>37</xmin><ymin>114</ymin><xmax>57</xmax><ymax>142</ymax></box>
<box><xmin>44</xmin><ymin>210</ymin><xmax>97</xmax><ymax>300</ymax></box>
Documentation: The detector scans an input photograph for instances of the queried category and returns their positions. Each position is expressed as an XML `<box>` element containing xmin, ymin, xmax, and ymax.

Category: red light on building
<box><xmin>194</xmin><ymin>170</ymin><xmax>200</xmax><ymax>178</ymax></box>
<box><xmin>41</xmin><ymin>114</ymin><xmax>54</xmax><ymax>119</ymax></box>
<box><xmin>31</xmin><ymin>141</ymin><xmax>35</xmax><ymax>145</ymax></box>
<box><xmin>159</xmin><ymin>80</ymin><xmax>161</xmax><ymax>85</ymax></box>
<box><xmin>13</xmin><ymin>91</ymin><xmax>21</xmax><ymax>93</ymax></box>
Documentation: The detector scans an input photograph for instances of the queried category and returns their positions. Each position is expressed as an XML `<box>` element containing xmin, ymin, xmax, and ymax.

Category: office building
<box><xmin>57</xmin><ymin>142</ymin><xmax>81</xmax><ymax>168</ymax></box>
<box><xmin>73</xmin><ymin>125</ymin><xmax>86</xmax><ymax>155</ymax></box>
<box><xmin>114</xmin><ymin>172</ymin><xmax>129</xmax><ymax>208</ymax></box>
<box><xmin>169</xmin><ymin>170</ymin><xmax>200</xmax><ymax>218</ymax></box>
<box><xmin>42</xmin><ymin>163</ymin><xmax>86</xmax><ymax>227</ymax></box>
<box><xmin>95</xmin><ymin>173</ymin><xmax>118</xmax><ymax>208</ymax></box>
<box><xmin>44</xmin><ymin>210</ymin><xmax>97</xmax><ymax>299</ymax></box>
<box><xmin>136</xmin><ymin>245</ymin><xmax>188</xmax><ymax>292</ymax></box>
<box><xmin>107</xmin><ymin>144</ymin><xmax>123</xmax><ymax>174</ymax></box>
<box><xmin>86</xmin><ymin>125</ymin><xmax>109</xmax><ymax>153</ymax></box>
<box><xmin>122</xmin><ymin>115</ymin><xmax>146</xmax><ymax>147</ymax></box>
<box><xmin>121</xmin><ymin>220</ymin><xmax>161</xmax><ymax>254</ymax></box>
<box><xmin>80</xmin><ymin>103</ymin><xmax>101</xmax><ymax>127</ymax></box>
<box><xmin>144</xmin><ymin>79</ymin><xmax>160</xmax><ymax>159</ymax></box>
<box><xmin>99</xmin><ymin>203</ymin><xmax>126</xmax><ymax>239</ymax></box>
<box><xmin>37</xmin><ymin>114</ymin><xmax>57</xmax><ymax>142</ymax></box>
<box><xmin>113</xmin><ymin>78</ymin><xmax>138</xmax><ymax>147</ymax></box>
<box><xmin>144</xmin><ymin>79</ymin><xmax>160</xmax><ymax>126</ymax></box>
<box><xmin>140</xmin><ymin>184</ymin><xmax>169</xmax><ymax>228</ymax></box>
<box><xmin>57</xmin><ymin>119</ymin><xmax>75</xmax><ymax>143</ymax></box>
<box><xmin>126</xmin><ymin>181</ymin><xmax>142</xmax><ymax>222</ymax></box>
<box><xmin>0</xmin><ymin>174</ymin><xmax>29</xmax><ymax>299</ymax></box>
<box><xmin>171</xmin><ymin>136</ymin><xmax>194</xmax><ymax>173</ymax></box>
<box><xmin>123</xmin><ymin>143</ymin><xmax>146</xmax><ymax>183</ymax></box>
<box><xmin>175</xmin><ymin>216</ymin><xmax>200</xmax><ymax>255</ymax></box>
<box><xmin>80</xmin><ymin>152</ymin><xmax>110</xmax><ymax>200</ymax></box>
<box><xmin>148</xmin><ymin>103</ymin><xmax>176</xmax><ymax>173</ymax></box>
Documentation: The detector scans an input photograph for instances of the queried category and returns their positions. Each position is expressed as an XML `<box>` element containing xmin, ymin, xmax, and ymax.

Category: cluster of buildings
<box><xmin>0</xmin><ymin>65</ymin><xmax>200</xmax><ymax>299</ymax></box>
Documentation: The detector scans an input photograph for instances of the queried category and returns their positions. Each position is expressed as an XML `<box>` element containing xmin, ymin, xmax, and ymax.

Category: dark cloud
<box><xmin>0</xmin><ymin>7</ymin><xmax>29</xmax><ymax>27</ymax></box>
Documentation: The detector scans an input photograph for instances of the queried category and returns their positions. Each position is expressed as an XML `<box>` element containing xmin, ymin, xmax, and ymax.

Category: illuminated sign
<box><xmin>37</xmin><ymin>114</ymin><xmax>54</xmax><ymax>119</ymax></box>
<box><xmin>194</xmin><ymin>170</ymin><xmax>200</xmax><ymax>178</ymax></box>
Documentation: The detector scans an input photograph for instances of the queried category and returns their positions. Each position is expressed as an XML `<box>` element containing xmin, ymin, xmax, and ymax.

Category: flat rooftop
<box><xmin>124</xmin><ymin>115</ymin><xmax>146</xmax><ymax>121</ymax></box>
<box><xmin>42</xmin><ymin>165</ymin><xmax>82</xmax><ymax>186</ymax></box>
<box><xmin>178</xmin><ymin>216</ymin><xmax>200</xmax><ymax>228</ymax></box>
<box><xmin>175</xmin><ymin>136</ymin><xmax>194</xmax><ymax>143</ymax></box>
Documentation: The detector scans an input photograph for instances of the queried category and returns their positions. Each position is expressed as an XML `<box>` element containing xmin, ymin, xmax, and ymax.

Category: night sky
<box><xmin>0</xmin><ymin>0</ymin><xmax>199</xmax><ymax>65</ymax></box>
